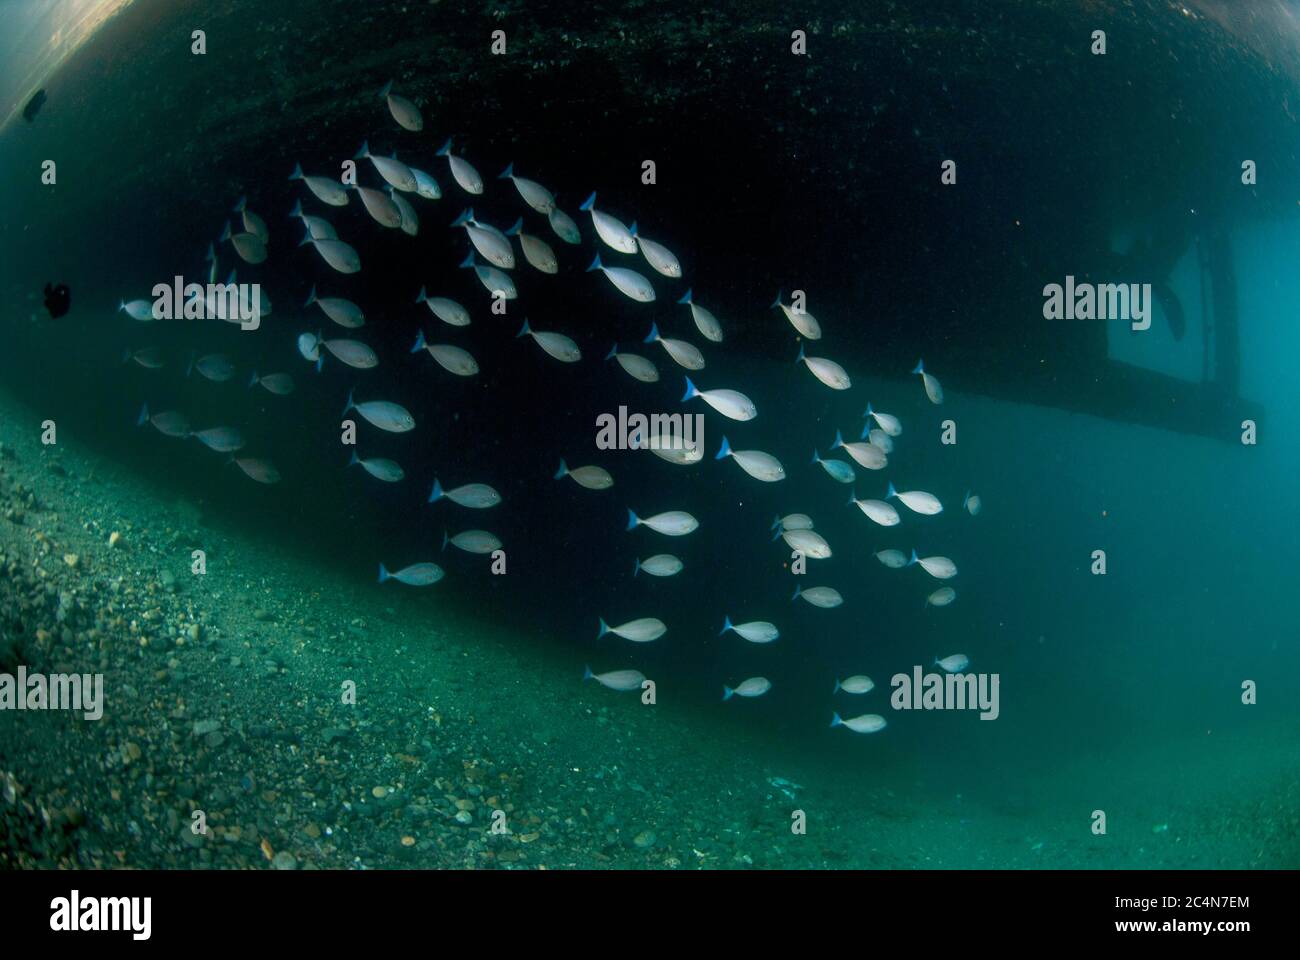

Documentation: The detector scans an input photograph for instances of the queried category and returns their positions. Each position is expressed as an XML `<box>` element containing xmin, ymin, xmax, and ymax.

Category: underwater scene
<box><xmin>1</xmin><ymin>0</ymin><xmax>1298</xmax><ymax>881</ymax></box>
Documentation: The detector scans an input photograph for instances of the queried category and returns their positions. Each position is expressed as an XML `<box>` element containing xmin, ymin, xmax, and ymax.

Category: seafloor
<box><xmin>1</xmin><ymin>384</ymin><xmax>1297</xmax><ymax>869</ymax></box>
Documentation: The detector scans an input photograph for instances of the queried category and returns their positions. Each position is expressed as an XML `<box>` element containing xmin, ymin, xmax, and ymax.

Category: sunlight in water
<box><xmin>0</xmin><ymin>0</ymin><xmax>133</xmax><ymax>130</ymax></box>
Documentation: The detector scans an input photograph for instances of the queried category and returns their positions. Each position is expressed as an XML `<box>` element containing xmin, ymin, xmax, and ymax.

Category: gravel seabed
<box><xmin>2</xmin><ymin>387</ymin><xmax>1297</xmax><ymax>870</ymax></box>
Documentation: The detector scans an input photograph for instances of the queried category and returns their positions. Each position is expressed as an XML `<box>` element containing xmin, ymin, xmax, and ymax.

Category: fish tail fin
<box><xmin>515</xmin><ymin>318</ymin><xmax>531</xmax><ymax>338</ymax></box>
<box><xmin>379</xmin><ymin>80</ymin><xmax>392</xmax><ymax>99</ymax></box>
<box><xmin>810</xmin><ymin>449</ymin><xmax>821</xmax><ymax>465</ymax></box>
<box><xmin>859</xmin><ymin>422</ymin><xmax>871</xmax><ymax>441</ymax></box>
<box><xmin>597</xmin><ymin>618</ymin><xmax>610</xmax><ymax>640</ymax></box>
<box><xmin>414</xmin><ymin>286</ymin><xmax>428</xmax><ymax>304</ymax></box>
<box><xmin>912</xmin><ymin>358</ymin><xmax>924</xmax><ymax>375</ymax></box>
<box><xmin>304</xmin><ymin>284</ymin><xmax>317</xmax><ymax>306</ymax></box>
<box><xmin>498</xmin><ymin>162</ymin><xmax>514</xmax><ymax>180</ymax></box>
<box><xmin>450</xmin><ymin>208</ymin><xmax>470</xmax><ymax>228</ymax></box>
<box><xmin>410</xmin><ymin>329</ymin><xmax>427</xmax><ymax>353</ymax></box>
<box><xmin>633</xmin><ymin>557</ymin><xmax>641</xmax><ymax>577</ymax></box>
<box><xmin>722</xmin><ymin>686</ymin><xmax>734</xmax><ymax>701</ymax></box>
<box><xmin>887</xmin><ymin>481</ymin><xmax>897</xmax><ymax>499</ymax></box>
<box><xmin>289</xmin><ymin>199</ymin><xmax>302</xmax><ymax>219</ymax></box>
<box><xmin>247</xmin><ymin>371</ymin><xmax>259</xmax><ymax>388</ymax></box>
<box><xmin>315</xmin><ymin>354</ymin><xmax>324</xmax><ymax>374</ymax></box>
<box><xmin>427</xmin><ymin>478</ymin><xmax>444</xmax><ymax>503</ymax></box>
<box><xmin>791</xmin><ymin>584</ymin><xmax>801</xmax><ymax>602</ymax></box>
<box><xmin>288</xmin><ymin>162</ymin><xmax>303</xmax><ymax>181</ymax></box>
<box><xmin>770</xmin><ymin>290</ymin><xmax>783</xmax><ymax>309</ymax></box>
<box><xmin>505</xmin><ymin>216</ymin><xmax>523</xmax><ymax>236</ymax></box>
<box><xmin>578</xmin><ymin>191</ymin><xmax>596</xmax><ymax>212</ymax></box>
<box><xmin>342</xmin><ymin>388</ymin><xmax>355</xmax><ymax>417</ymax></box>
<box><xmin>714</xmin><ymin>435</ymin><xmax>731</xmax><ymax>460</ymax></box>
<box><xmin>770</xmin><ymin>528</ymin><xmax>782</xmax><ymax>542</ymax></box>
<box><xmin>643</xmin><ymin>322</ymin><xmax>659</xmax><ymax>344</ymax></box>
<box><xmin>933</xmin><ymin>656</ymin><xmax>940</xmax><ymax>667</ymax></box>
<box><xmin>297</xmin><ymin>227</ymin><xmax>314</xmax><ymax>248</ymax></box>
<box><xmin>377</xmin><ymin>563</ymin><xmax>389</xmax><ymax>584</ymax></box>
<box><xmin>348</xmin><ymin>450</ymin><xmax>359</xmax><ymax>467</ymax></box>
<box><xmin>676</xmin><ymin>287</ymin><xmax>693</xmax><ymax>305</ymax></box>
<box><xmin>831</xmin><ymin>712</ymin><xmax>842</xmax><ymax>728</ymax></box>
<box><xmin>457</xmin><ymin>251</ymin><xmax>475</xmax><ymax>269</ymax></box>
<box><xmin>832</xmin><ymin>429</ymin><xmax>844</xmax><ymax>449</ymax></box>
<box><xmin>847</xmin><ymin>488</ymin><xmax>857</xmax><ymax>506</ymax></box>
<box><xmin>719</xmin><ymin>615</ymin><xmax>733</xmax><ymax>636</ymax></box>
<box><xmin>625</xmin><ymin>508</ymin><xmax>639</xmax><ymax>531</ymax></box>
<box><xmin>232</xmin><ymin>195</ymin><xmax>246</xmax><ymax>213</ymax></box>
<box><xmin>796</xmin><ymin>343</ymin><xmax>806</xmax><ymax>364</ymax></box>
<box><xmin>604</xmin><ymin>343</ymin><xmax>618</xmax><ymax>361</ymax></box>
<box><xmin>771</xmin><ymin>514</ymin><xmax>782</xmax><ymax>531</ymax></box>
<box><xmin>628</xmin><ymin>221</ymin><xmax>639</xmax><ymax>238</ymax></box>
<box><xmin>553</xmin><ymin>458</ymin><xmax>568</xmax><ymax>480</ymax></box>
<box><xmin>435</xmin><ymin>138</ymin><xmax>452</xmax><ymax>157</ymax></box>
<box><xmin>219</xmin><ymin>221</ymin><xmax>231</xmax><ymax>242</ymax></box>
<box><xmin>441</xmin><ymin>530</ymin><xmax>449</xmax><ymax>551</ymax></box>
<box><xmin>682</xmin><ymin>376</ymin><xmax>698</xmax><ymax>402</ymax></box>
<box><xmin>909</xmin><ymin>549</ymin><xmax>919</xmax><ymax>566</ymax></box>
<box><xmin>585</xmin><ymin>253</ymin><xmax>602</xmax><ymax>272</ymax></box>
<box><xmin>833</xmin><ymin>679</ymin><xmax>841</xmax><ymax>693</ymax></box>
<box><xmin>865</xmin><ymin>402</ymin><xmax>875</xmax><ymax>418</ymax></box>
<box><xmin>582</xmin><ymin>664</ymin><xmax>593</xmax><ymax>681</ymax></box>
<box><xmin>135</xmin><ymin>403</ymin><xmax>148</xmax><ymax>427</ymax></box>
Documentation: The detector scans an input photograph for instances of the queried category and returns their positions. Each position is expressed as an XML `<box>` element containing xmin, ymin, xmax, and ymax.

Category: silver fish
<box><xmin>436</xmin><ymin>138</ymin><xmax>483</xmax><ymax>194</ymax></box>
<box><xmin>441</xmin><ymin>529</ymin><xmax>502</xmax><ymax>554</ymax></box>
<box><xmin>428</xmin><ymin>479</ymin><xmax>501</xmax><ymax>509</ymax></box>
<box><xmin>415</xmin><ymin>289</ymin><xmax>471</xmax><ymax>327</ymax></box>
<box><xmin>354</xmin><ymin>140</ymin><xmax>417</xmax><ymax>192</ymax></box>
<box><xmin>379</xmin><ymin>81</ymin><xmax>423</xmax><ymax>132</ymax></box>
<box><xmin>597</xmin><ymin>617</ymin><xmax>667</xmax><ymax>643</ymax></box>
<box><xmin>289</xmin><ymin>162</ymin><xmax>349</xmax><ymax>206</ymax></box>
<box><xmin>349</xmin><ymin>452</ymin><xmax>404</xmax><ymax>482</ymax></box>
<box><xmin>191</xmin><ymin>426</ymin><xmax>244</xmax><ymax>453</ymax></box>
<box><xmin>232</xmin><ymin>457</ymin><xmax>281</xmax><ymax>484</ymax></box>
<box><xmin>342</xmin><ymin>389</ymin><xmax>414</xmax><ymax>432</ymax></box>
<box><xmin>583</xmin><ymin>666</ymin><xmax>646</xmax><ymax>692</ymax></box>
<box><xmin>305</xmin><ymin>285</ymin><xmax>364</xmax><ymax>328</ymax></box>
<box><xmin>249</xmin><ymin>372</ymin><xmax>295</xmax><ymax>395</ymax></box>
<box><xmin>378</xmin><ymin>561</ymin><xmax>443</xmax><ymax>586</ymax></box>
<box><xmin>136</xmin><ymin>404</ymin><xmax>189</xmax><ymax>437</ymax></box>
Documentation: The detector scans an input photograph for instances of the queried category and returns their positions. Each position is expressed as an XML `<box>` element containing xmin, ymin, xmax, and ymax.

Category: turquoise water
<box><xmin>1</xmin><ymin>0</ymin><xmax>1298</xmax><ymax>870</ymax></box>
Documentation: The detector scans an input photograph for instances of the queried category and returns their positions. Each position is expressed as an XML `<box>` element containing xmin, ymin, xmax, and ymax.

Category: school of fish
<box><xmin>118</xmin><ymin>80</ymin><xmax>985</xmax><ymax>736</ymax></box>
